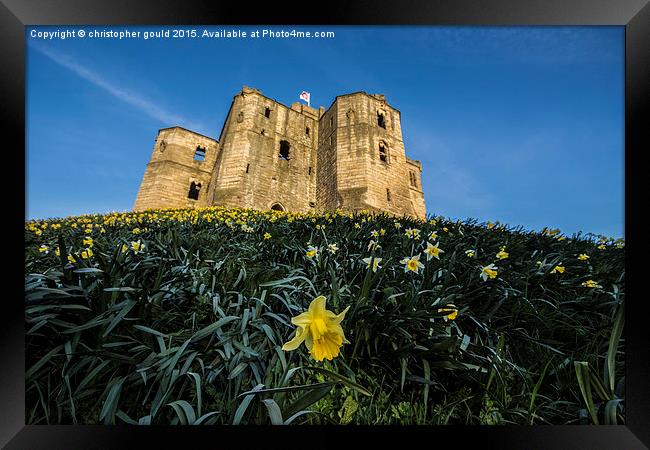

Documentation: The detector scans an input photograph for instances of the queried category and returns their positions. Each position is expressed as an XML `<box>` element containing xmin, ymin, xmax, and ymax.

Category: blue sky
<box><xmin>26</xmin><ymin>26</ymin><xmax>624</xmax><ymax>237</ymax></box>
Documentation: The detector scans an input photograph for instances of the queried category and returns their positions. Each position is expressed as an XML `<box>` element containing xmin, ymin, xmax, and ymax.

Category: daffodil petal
<box><xmin>282</xmin><ymin>327</ymin><xmax>307</xmax><ymax>351</ymax></box>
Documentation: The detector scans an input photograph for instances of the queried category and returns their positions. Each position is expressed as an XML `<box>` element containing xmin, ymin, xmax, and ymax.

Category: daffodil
<box><xmin>38</xmin><ymin>245</ymin><xmax>49</xmax><ymax>253</ymax></box>
<box><xmin>550</xmin><ymin>264</ymin><xmax>565</xmax><ymax>274</ymax></box>
<box><xmin>263</xmin><ymin>232</ymin><xmax>271</xmax><ymax>240</ymax></box>
<box><xmin>370</xmin><ymin>230</ymin><xmax>379</xmax><ymax>238</ymax></box>
<box><xmin>465</xmin><ymin>249</ymin><xmax>476</xmax><ymax>258</ymax></box>
<box><xmin>131</xmin><ymin>240</ymin><xmax>145</xmax><ymax>252</ymax></box>
<box><xmin>429</xmin><ymin>231</ymin><xmax>438</xmax><ymax>240</ymax></box>
<box><xmin>581</xmin><ymin>280</ymin><xmax>602</xmax><ymax>288</ymax></box>
<box><xmin>598</xmin><ymin>244</ymin><xmax>607</xmax><ymax>250</ymax></box>
<box><xmin>67</xmin><ymin>254</ymin><xmax>76</xmax><ymax>264</ymax></box>
<box><xmin>83</xmin><ymin>237</ymin><xmax>93</xmax><ymax>247</ymax></box>
<box><xmin>354</xmin><ymin>223</ymin><xmax>361</xmax><ymax>229</ymax></box>
<box><xmin>487</xmin><ymin>222</ymin><xmax>495</xmax><ymax>229</ymax></box>
<box><xmin>400</xmin><ymin>254</ymin><xmax>425</xmax><ymax>274</ymax></box>
<box><xmin>480</xmin><ymin>264</ymin><xmax>498</xmax><ymax>281</ymax></box>
<box><xmin>496</xmin><ymin>246</ymin><xmax>509</xmax><ymax>260</ymax></box>
<box><xmin>327</xmin><ymin>243</ymin><xmax>339</xmax><ymax>254</ymax></box>
<box><xmin>282</xmin><ymin>296</ymin><xmax>350</xmax><ymax>362</ymax></box>
<box><xmin>55</xmin><ymin>247</ymin><xmax>60</xmax><ymax>257</ymax></box>
<box><xmin>132</xmin><ymin>228</ymin><xmax>141</xmax><ymax>234</ymax></box>
<box><xmin>578</xmin><ymin>254</ymin><xmax>590</xmax><ymax>261</ymax></box>
<box><xmin>81</xmin><ymin>248</ymin><xmax>93</xmax><ymax>259</ymax></box>
<box><xmin>394</xmin><ymin>222</ymin><xmax>402</xmax><ymax>229</ymax></box>
<box><xmin>423</xmin><ymin>242</ymin><xmax>444</xmax><ymax>260</ymax></box>
<box><xmin>306</xmin><ymin>246</ymin><xmax>319</xmax><ymax>259</ymax></box>
<box><xmin>362</xmin><ymin>256</ymin><xmax>382</xmax><ymax>272</ymax></box>
<box><xmin>405</xmin><ymin>228</ymin><xmax>421</xmax><ymax>239</ymax></box>
<box><xmin>438</xmin><ymin>304</ymin><xmax>458</xmax><ymax>321</ymax></box>
<box><xmin>368</xmin><ymin>240</ymin><xmax>380</xmax><ymax>251</ymax></box>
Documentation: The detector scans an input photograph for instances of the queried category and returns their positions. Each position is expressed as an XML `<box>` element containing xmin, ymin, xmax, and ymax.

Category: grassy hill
<box><xmin>24</xmin><ymin>207</ymin><xmax>625</xmax><ymax>425</ymax></box>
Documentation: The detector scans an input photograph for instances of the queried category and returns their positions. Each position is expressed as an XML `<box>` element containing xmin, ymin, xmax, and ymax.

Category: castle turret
<box><xmin>316</xmin><ymin>92</ymin><xmax>426</xmax><ymax>219</ymax></box>
<box><xmin>206</xmin><ymin>86</ymin><xmax>319</xmax><ymax>212</ymax></box>
<box><xmin>133</xmin><ymin>127</ymin><xmax>218</xmax><ymax>211</ymax></box>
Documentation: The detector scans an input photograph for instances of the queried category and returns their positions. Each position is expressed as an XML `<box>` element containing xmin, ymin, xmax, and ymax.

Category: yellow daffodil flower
<box><xmin>361</xmin><ymin>256</ymin><xmax>382</xmax><ymax>272</ymax></box>
<box><xmin>578</xmin><ymin>254</ymin><xmax>590</xmax><ymax>261</ymax></box>
<box><xmin>480</xmin><ymin>264</ymin><xmax>498</xmax><ymax>281</ymax></box>
<box><xmin>132</xmin><ymin>228</ymin><xmax>141</xmax><ymax>234</ymax></box>
<box><xmin>121</xmin><ymin>244</ymin><xmax>128</xmax><ymax>253</ymax></box>
<box><xmin>429</xmin><ymin>231</ymin><xmax>438</xmax><ymax>240</ymax></box>
<box><xmin>67</xmin><ymin>254</ymin><xmax>76</xmax><ymax>263</ymax></box>
<box><xmin>438</xmin><ymin>304</ymin><xmax>458</xmax><ymax>321</ymax></box>
<box><xmin>38</xmin><ymin>245</ymin><xmax>48</xmax><ymax>253</ymax></box>
<box><xmin>282</xmin><ymin>296</ymin><xmax>350</xmax><ymax>362</ymax></box>
<box><xmin>81</xmin><ymin>248</ymin><xmax>93</xmax><ymax>259</ymax></box>
<box><xmin>465</xmin><ymin>249</ymin><xmax>476</xmax><ymax>258</ymax></box>
<box><xmin>598</xmin><ymin>244</ymin><xmax>607</xmax><ymax>250</ymax></box>
<box><xmin>496</xmin><ymin>246</ymin><xmax>509</xmax><ymax>260</ymax></box>
<box><xmin>131</xmin><ymin>240</ymin><xmax>144</xmax><ymax>252</ymax></box>
<box><xmin>487</xmin><ymin>222</ymin><xmax>495</xmax><ymax>229</ymax></box>
<box><xmin>581</xmin><ymin>280</ymin><xmax>602</xmax><ymax>288</ymax></box>
<box><xmin>400</xmin><ymin>255</ymin><xmax>425</xmax><ymax>274</ymax></box>
<box><xmin>405</xmin><ymin>228</ymin><xmax>421</xmax><ymax>239</ymax></box>
<box><xmin>550</xmin><ymin>264</ymin><xmax>565</xmax><ymax>274</ymax></box>
<box><xmin>327</xmin><ymin>243</ymin><xmax>339</xmax><ymax>254</ymax></box>
<box><xmin>83</xmin><ymin>237</ymin><xmax>93</xmax><ymax>247</ymax></box>
<box><xmin>423</xmin><ymin>242</ymin><xmax>444</xmax><ymax>260</ymax></box>
<box><xmin>263</xmin><ymin>232</ymin><xmax>271</xmax><ymax>240</ymax></box>
<box><xmin>368</xmin><ymin>240</ymin><xmax>380</xmax><ymax>251</ymax></box>
<box><xmin>306</xmin><ymin>246</ymin><xmax>319</xmax><ymax>259</ymax></box>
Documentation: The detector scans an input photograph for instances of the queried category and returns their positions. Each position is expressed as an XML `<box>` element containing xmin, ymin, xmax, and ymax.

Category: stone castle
<box><xmin>134</xmin><ymin>86</ymin><xmax>426</xmax><ymax>219</ymax></box>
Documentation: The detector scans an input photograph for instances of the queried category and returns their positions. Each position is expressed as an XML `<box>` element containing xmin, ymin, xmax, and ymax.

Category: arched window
<box><xmin>271</xmin><ymin>203</ymin><xmax>285</xmax><ymax>212</ymax></box>
<box><xmin>279</xmin><ymin>140</ymin><xmax>290</xmax><ymax>160</ymax></box>
<box><xmin>194</xmin><ymin>146</ymin><xmax>206</xmax><ymax>161</ymax></box>
<box><xmin>377</xmin><ymin>111</ymin><xmax>386</xmax><ymax>129</ymax></box>
<box><xmin>386</xmin><ymin>188</ymin><xmax>392</xmax><ymax>202</ymax></box>
<box><xmin>188</xmin><ymin>181</ymin><xmax>201</xmax><ymax>200</ymax></box>
<box><xmin>379</xmin><ymin>141</ymin><xmax>388</xmax><ymax>163</ymax></box>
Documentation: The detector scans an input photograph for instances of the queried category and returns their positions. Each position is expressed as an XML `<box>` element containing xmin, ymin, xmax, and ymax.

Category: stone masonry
<box><xmin>134</xmin><ymin>86</ymin><xmax>426</xmax><ymax>219</ymax></box>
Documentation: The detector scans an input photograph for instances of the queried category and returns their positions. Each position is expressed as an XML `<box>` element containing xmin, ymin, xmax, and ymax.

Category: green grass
<box><xmin>24</xmin><ymin>207</ymin><xmax>625</xmax><ymax>425</ymax></box>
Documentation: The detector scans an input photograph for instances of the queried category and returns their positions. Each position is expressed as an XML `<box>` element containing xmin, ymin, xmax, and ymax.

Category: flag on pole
<box><xmin>300</xmin><ymin>91</ymin><xmax>311</xmax><ymax>106</ymax></box>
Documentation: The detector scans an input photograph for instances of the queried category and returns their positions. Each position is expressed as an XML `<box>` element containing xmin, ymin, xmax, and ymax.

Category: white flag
<box><xmin>300</xmin><ymin>91</ymin><xmax>311</xmax><ymax>105</ymax></box>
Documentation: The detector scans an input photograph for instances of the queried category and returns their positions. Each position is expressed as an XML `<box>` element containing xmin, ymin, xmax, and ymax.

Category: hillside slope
<box><xmin>25</xmin><ymin>207</ymin><xmax>625</xmax><ymax>425</ymax></box>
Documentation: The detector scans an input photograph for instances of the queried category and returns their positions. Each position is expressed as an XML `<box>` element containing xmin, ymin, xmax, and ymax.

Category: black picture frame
<box><xmin>4</xmin><ymin>0</ymin><xmax>648</xmax><ymax>448</ymax></box>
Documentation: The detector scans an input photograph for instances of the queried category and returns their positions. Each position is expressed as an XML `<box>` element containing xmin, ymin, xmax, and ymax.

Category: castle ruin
<box><xmin>134</xmin><ymin>86</ymin><xmax>426</xmax><ymax>219</ymax></box>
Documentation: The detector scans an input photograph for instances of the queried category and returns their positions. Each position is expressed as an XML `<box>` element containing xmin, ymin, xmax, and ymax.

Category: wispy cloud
<box><xmin>31</xmin><ymin>44</ymin><xmax>206</xmax><ymax>132</ymax></box>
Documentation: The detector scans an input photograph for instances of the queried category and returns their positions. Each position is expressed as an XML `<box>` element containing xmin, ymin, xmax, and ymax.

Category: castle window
<box><xmin>159</xmin><ymin>140</ymin><xmax>167</xmax><ymax>152</ymax></box>
<box><xmin>271</xmin><ymin>203</ymin><xmax>285</xmax><ymax>212</ymax></box>
<box><xmin>329</xmin><ymin>136</ymin><xmax>333</xmax><ymax>146</ymax></box>
<box><xmin>309</xmin><ymin>201</ymin><xmax>316</xmax><ymax>208</ymax></box>
<box><xmin>188</xmin><ymin>181</ymin><xmax>201</xmax><ymax>200</ymax></box>
<box><xmin>306</xmin><ymin>126</ymin><xmax>310</xmax><ymax>136</ymax></box>
<box><xmin>279</xmin><ymin>140</ymin><xmax>290</xmax><ymax>160</ymax></box>
<box><xmin>261</xmin><ymin>129</ymin><xmax>265</xmax><ymax>136</ymax></box>
<box><xmin>377</xmin><ymin>111</ymin><xmax>386</xmax><ymax>129</ymax></box>
<box><xmin>264</xmin><ymin>107</ymin><xmax>271</xmax><ymax>118</ymax></box>
<box><xmin>246</xmin><ymin>163</ymin><xmax>250</xmax><ymax>174</ymax></box>
<box><xmin>194</xmin><ymin>146</ymin><xmax>206</xmax><ymax>161</ymax></box>
<box><xmin>386</xmin><ymin>188</ymin><xmax>391</xmax><ymax>202</ymax></box>
<box><xmin>329</xmin><ymin>117</ymin><xmax>333</xmax><ymax>128</ymax></box>
<box><xmin>409</xmin><ymin>171</ymin><xmax>417</xmax><ymax>187</ymax></box>
<box><xmin>308</xmin><ymin>166</ymin><xmax>312</xmax><ymax>175</ymax></box>
<box><xmin>379</xmin><ymin>141</ymin><xmax>388</xmax><ymax>163</ymax></box>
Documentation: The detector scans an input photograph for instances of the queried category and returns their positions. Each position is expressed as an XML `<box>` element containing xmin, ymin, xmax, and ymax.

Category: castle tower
<box><xmin>316</xmin><ymin>92</ymin><xmax>426</xmax><ymax>219</ymax></box>
<box><xmin>133</xmin><ymin>127</ymin><xmax>218</xmax><ymax>211</ymax></box>
<box><xmin>206</xmin><ymin>87</ymin><xmax>319</xmax><ymax>213</ymax></box>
